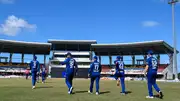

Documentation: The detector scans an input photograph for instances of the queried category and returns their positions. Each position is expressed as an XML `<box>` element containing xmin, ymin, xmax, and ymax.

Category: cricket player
<box><xmin>60</xmin><ymin>52</ymin><xmax>78</xmax><ymax>94</ymax></box>
<box><xmin>41</xmin><ymin>65</ymin><xmax>46</xmax><ymax>83</ymax></box>
<box><xmin>88</xmin><ymin>56</ymin><xmax>102</xmax><ymax>95</ymax></box>
<box><xmin>29</xmin><ymin>55</ymin><xmax>40</xmax><ymax>89</ymax></box>
<box><xmin>143</xmin><ymin>50</ymin><xmax>163</xmax><ymax>99</ymax></box>
<box><xmin>114</xmin><ymin>56</ymin><xmax>126</xmax><ymax>95</ymax></box>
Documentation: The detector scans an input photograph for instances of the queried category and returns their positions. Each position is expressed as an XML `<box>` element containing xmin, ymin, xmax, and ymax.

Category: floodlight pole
<box><xmin>168</xmin><ymin>0</ymin><xmax>178</xmax><ymax>80</ymax></box>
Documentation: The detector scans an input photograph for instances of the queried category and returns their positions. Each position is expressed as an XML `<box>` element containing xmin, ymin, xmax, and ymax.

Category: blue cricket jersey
<box><xmin>146</xmin><ymin>57</ymin><xmax>158</xmax><ymax>73</ymax></box>
<box><xmin>114</xmin><ymin>60</ymin><xmax>125</xmax><ymax>73</ymax></box>
<box><xmin>30</xmin><ymin>60</ymin><xmax>40</xmax><ymax>73</ymax></box>
<box><xmin>42</xmin><ymin>66</ymin><xmax>46</xmax><ymax>74</ymax></box>
<box><xmin>88</xmin><ymin>60</ymin><xmax>102</xmax><ymax>76</ymax></box>
<box><xmin>60</xmin><ymin>57</ymin><xmax>78</xmax><ymax>75</ymax></box>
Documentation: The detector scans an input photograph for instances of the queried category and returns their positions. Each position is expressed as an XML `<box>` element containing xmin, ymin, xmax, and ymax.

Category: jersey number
<box><xmin>119</xmin><ymin>63</ymin><xmax>124</xmax><ymax>69</ymax></box>
<box><xmin>33</xmin><ymin>61</ymin><xmax>36</xmax><ymax>68</ymax></box>
<box><xmin>152</xmin><ymin>59</ymin><xmax>157</xmax><ymax>69</ymax></box>
<box><xmin>94</xmin><ymin>65</ymin><xmax>99</xmax><ymax>72</ymax></box>
<box><xmin>70</xmin><ymin>60</ymin><xmax>74</xmax><ymax>68</ymax></box>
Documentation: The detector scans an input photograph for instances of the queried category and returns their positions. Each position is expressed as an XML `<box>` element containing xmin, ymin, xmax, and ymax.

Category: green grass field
<box><xmin>0</xmin><ymin>78</ymin><xmax>180</xmax><ymax>101</ymax></box>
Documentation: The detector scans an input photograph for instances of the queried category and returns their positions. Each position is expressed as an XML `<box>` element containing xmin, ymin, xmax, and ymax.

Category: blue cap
<box><xmin>147</xmin><ymin>50</ymin><xmax>153</xmax><ymax>55</ymax></box>
<box><xmin>93</xmin><ymin>56</ymin><xmax>98</xmax><ymax>60</ymax></box>
<box><xmin>117</xmin><ymin>56</ymin><xmax>121</xmax><ymax>59</ymax></box>
<box><xmin>34</xmin><ymin>55</ymin><xmax>37</xmax><ymax>60</ymax></box>
<box><xmin>66</xmin><ymin>52</ymin><xmax>72</xmax><ymax>56</ymax></box>
<box><xmin>117</xmin><ymin>56</ymin><xmax>123</xmax><ymax>60</ymax></box>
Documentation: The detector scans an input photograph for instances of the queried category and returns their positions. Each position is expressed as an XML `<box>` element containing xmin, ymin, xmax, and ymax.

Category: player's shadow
<box><xmin>74</xmin><ymin>90</ymin><xmax>88</xmax><ymax>94</ymax></box>
<box><xmin>36</xmin><ymin>86</ymin><xmax>53</xmax><ymax>89</ymax></box>
<box><xmin>73</xmin><ymin>90</ymin><xmax>111</xmax><ymax>94</ymax></box>
<box><xmin>125</xmin><ymin>91</ymin><xmax>132</xmax><ymax>94</ymax></box>
<box><xmin>100</xmin><ymin>91</ymin><xmax>111</xmax><ymax>94</ymax></box>
<box><xmin>153</xmin><ymin>94</ymin><xmax>162</xmax><ymax>99</ymax></box>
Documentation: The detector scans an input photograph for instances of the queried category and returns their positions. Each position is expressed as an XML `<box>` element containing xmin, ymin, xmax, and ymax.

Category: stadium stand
<box><xmin>48</xmin><ymin>39</ymin><xmax>97</xmax><ymax>78</ymax></box>
<box><xmin>0</xmin><ymin>39</ymin><xmax>178</xmax><ymax>80</ymax></box>
<box><xmin>0</xmin><ymin>39</ymin><xmax>51</xmax><ymax>77</ymax></box>
<box><xmin>92</xmin><ymin>40</ymin><xmax>179</xmax><ymax>80</ymax></box>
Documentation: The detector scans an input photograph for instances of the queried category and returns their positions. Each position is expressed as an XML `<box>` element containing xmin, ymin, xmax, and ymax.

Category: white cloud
<box><xmin>142</xmin><ymin>21</ymin><xmax>160</xmax><ymax>27</ymax></box>
<box><xmin>0</xmin><ymin>15</ymin><xmax>37</xmax><ymax>36</ymax></box>
<box><xmin>0</xmin><ymin>0</ymin><xmax>14</xmax><ymax>4</ymax></box>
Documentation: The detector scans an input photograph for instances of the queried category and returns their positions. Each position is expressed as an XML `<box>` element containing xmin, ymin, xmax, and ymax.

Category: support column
<box><xmin>166</xmin><ymin>53</ymin><xmax>174</xmax><ymax>80</ymax></box>
<box><xmin>169</xmin><ymin>53</ymin><xmax>173</xmax><ymax>64</ymax></box>
<box><xmin>52</xmin><ymin>44</ymin><xmax>55</xmax><ymax>59</ymax></box>
<box><xmin>143</xmin><ymin>55</ymin><xmax>147</xmax><ymax>64</ymax></box>
<box><xmin>44</xmin><ymin>55</ymin><xmax>46</xmax><ymax>64</ymax></box>
<box><xmin>132</xmin><ymin>55</ymin><xmax>135</xmax><ymax>67</ymax></box>
<box><xmin>5</xmin><ymin>58</ymin><xmax>8</xmax><ymax>62</ymax></box>
<box><xmin>52</xmin><ymin>52</ymin><xmax>55</xmax><ymax>60</ymax></box>
<box><xmin>9</xmin><ymin>53</ymin><xmax>13</xmax><ymax>63</ymax></box>
<box><xmin>99</xmin><ymin>56</ymin><xmax>101</xmax><ymax>64</ymax></box>
<box><xmin>109</xmin><ymin>56</ymin><xmax>112</xmax><ymax>67</ymax></box>
<box><xmin>156</xmin><ymin>54</ymin><xmax>160</xmax><ymax>64</ymax></box>
<box><xmin>89</xmin><ymin>46</ymin><xmax>93</xmax><ymax>61</ymax></box>
<box><xmin>89</xmin><ymin>51</ymin><xmax>93</xmax><ymax>60</ymax></box>
<box><xmin>21</xmin><ymin>53</ymin><xmax>24</xmax><ymax>63</ymax></box>
<box><xmin>33</xmin><ymin>54</ymin><xmax>36</xmax><ymax>60</ymax></box>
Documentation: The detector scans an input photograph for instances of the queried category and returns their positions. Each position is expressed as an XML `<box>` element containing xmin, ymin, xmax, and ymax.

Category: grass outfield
<box><xmin>0</xmin><ymin>79</ymin><xmax>180</xmax><ymax>101</ymax></box>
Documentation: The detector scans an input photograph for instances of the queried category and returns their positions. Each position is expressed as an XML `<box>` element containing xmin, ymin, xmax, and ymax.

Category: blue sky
<box><xmin>0</xmin><ymin>0</ymin><xmax>180</xmax><ymax>71</ymax></box>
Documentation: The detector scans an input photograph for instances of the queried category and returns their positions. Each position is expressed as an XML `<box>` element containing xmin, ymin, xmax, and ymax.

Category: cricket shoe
<box><xmin>146</xmin><ymin>96</ymin><xmax>154</xmax><ymax>99</ymax></box>
<box><xmin>120</xmin><ymin>92</ymin><xmax>126</xmax><ymax>95</ymax></box>
<box><xmin>159</xmin><ymin>91</ymin><xmax>164</xmax><ymax>99</ymax></box>
<box><xmin>88</xmin><ymin>90</ymin><xmax>93</xmax><ymax>94</ymax></box>
<box><xmin>32</xmin><ymin>86</ymin><xmax>36</xmax><ymax>89</ymax></box>
<box><xmin>69</xmin><ymin>87</ymin><xmax>73</xmax><ymax>94</ymax></box>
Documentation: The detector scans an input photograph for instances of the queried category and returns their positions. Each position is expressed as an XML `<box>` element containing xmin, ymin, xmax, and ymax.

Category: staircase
<box><xmin>162</xmin><ymin>58</ymin><xmax>173</xmax><ymax>80</ymax></box>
